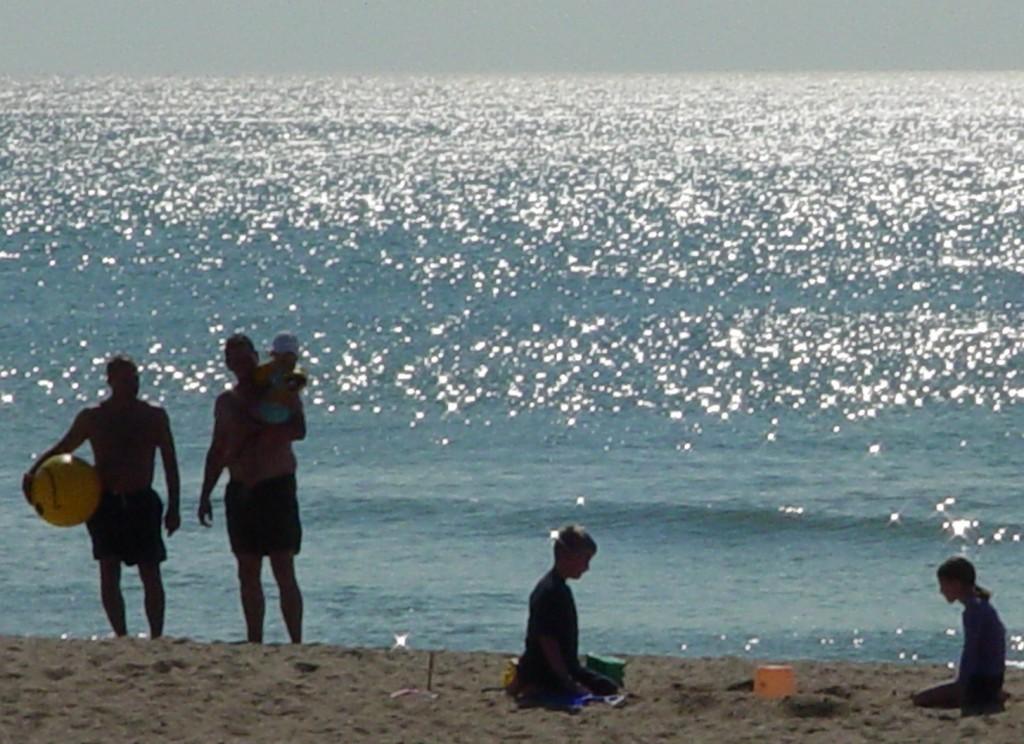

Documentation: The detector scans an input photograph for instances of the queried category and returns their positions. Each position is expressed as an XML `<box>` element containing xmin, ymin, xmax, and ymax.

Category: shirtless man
<box><xmin>22</xmin><ymin>355</ymin><xmax>181</xmax><ymax>638</ymax></box>
<box><xmin>198</xmin><ymin>333</ymin><xmax>306</xmax><ymax>643</ymax></box>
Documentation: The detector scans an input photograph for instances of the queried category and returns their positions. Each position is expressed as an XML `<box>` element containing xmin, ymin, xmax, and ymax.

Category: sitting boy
<box><xmin>513</xmin><ymin>524</ymin><xmax>619</xmax><ymax>698</ymax></box>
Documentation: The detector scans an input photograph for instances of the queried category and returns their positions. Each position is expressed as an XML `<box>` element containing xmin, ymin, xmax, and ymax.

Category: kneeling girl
<box><xmin>913</xmin><ymin>556</ymin><xmax>1006</xmax><ymax>716</ymax></box>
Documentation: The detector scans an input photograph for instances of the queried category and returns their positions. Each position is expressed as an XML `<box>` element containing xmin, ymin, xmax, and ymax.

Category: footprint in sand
<box><xmin>783</xmin><ymin>694</ymin><xmax>848</xmax><ymax>718</ymax></box>
<box><xmin>42</xmin><ymin>667</ymin><xmax>75</xmax><ymax>681</ymax></box>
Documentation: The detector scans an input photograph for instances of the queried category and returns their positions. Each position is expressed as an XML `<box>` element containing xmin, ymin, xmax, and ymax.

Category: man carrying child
<box><xmin>198</xmin><ymin>332</ymin><xmax>306</xmax><ymax>643</ymax></box>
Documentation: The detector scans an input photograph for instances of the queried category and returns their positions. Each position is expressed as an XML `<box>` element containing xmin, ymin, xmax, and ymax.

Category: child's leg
<box><xmin>912</xmin><ymin>680</ymin><xmax>961</xmax><ymax>708</ymax></box>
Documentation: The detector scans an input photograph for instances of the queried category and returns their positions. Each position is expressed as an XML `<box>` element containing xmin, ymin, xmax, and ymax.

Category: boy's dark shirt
<box><xmin>518</xmin><ymin>568</ymin><xmax>580</xmax><ymax>687</ymax></box>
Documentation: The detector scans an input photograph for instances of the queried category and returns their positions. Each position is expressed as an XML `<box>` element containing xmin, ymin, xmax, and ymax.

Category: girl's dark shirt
<box><xmin>959</xmin><ymin>595</ymin><xmax>1006</xmax><ymax>682</ymax></box>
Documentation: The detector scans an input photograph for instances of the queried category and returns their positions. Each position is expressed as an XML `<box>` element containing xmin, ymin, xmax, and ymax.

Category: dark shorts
<box><xmin>225</xmin><ymin>474</ymin><xmax>301</xmax><ymax>557</ymax></box>
<box><xmin>86</xmin><ymin>489</ymin><xmax>166</xmax><ymax>566</ymax></box>
<box><xmin>962</xmin><ymin>674</ymin><xmax>1004</xmax><ymax>717</ymax></box>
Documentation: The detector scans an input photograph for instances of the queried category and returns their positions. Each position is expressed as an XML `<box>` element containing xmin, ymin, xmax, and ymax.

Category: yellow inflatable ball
<box><xmin>30</xmin><ymin>454</ymin><xmax>101</xmax><ymax>527</ymax></box>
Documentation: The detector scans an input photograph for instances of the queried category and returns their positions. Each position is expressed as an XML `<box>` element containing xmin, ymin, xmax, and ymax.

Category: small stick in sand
<box><xmin>389</xmin><ymin>651</ymin><xmax>439</xmax><ymax>699</ymax></box>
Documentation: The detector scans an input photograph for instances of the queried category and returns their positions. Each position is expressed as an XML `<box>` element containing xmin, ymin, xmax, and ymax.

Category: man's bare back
<box><xmin>85</xmin><ymin>398</ymin><xmax>172</xmax><ymax>494</ymax></box>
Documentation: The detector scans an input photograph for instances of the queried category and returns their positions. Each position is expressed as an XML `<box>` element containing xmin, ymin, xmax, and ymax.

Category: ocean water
<box><xmin>2</xmin><ymin>74</ymin><xmax>1024</xmax><ymax>669</ymax></box>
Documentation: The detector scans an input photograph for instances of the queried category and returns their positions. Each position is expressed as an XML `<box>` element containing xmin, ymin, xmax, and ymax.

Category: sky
<box><xmin>1</xmin><ymin>0</ymin><xmax>1023</xmax><ymax>76</ymax></box>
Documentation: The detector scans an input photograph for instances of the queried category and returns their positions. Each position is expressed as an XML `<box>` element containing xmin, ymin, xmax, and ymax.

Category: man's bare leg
<box><xmin>98</xmin><ymin>558</ymin><xmax>127</xmax><ymax>637</ymax></box>
<box><xmin>137</xmin><ymin>562</ymin><xmax>165</xmax><ymax>638</ymax></box>
<box><xmin>270</xmin><ymin>551</ymin><xmax>303</xmax><ymax>643</ymax></box>
<box><xmin>236</xmin><ymin>553</ymin><xmax>265</xmax><ymax>643</ymax></box>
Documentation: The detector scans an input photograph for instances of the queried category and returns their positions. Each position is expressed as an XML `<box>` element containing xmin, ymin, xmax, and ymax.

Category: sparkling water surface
<box><xmin>3</xmin><ymin>74</ymin><xmax>1024</xmax><ymax>667</ymax></box>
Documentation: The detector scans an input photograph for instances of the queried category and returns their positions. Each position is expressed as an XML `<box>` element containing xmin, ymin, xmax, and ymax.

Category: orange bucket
<box><xmin>754</xmin><ymin>665</ymin><xmax>796</xmax><ymax>698</ymax></box>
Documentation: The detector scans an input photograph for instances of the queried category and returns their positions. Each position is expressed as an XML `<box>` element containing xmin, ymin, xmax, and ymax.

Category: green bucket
<box><xmin>585</xmin><ymin>653</ymin><xmax>625</xmax><ymax>686</ymax></box>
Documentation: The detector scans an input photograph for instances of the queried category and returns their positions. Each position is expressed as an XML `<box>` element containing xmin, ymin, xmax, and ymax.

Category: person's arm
<box><xmin>284</xmin><ymin>398</ymin><xmax>305</xmax><ymax>441</ymax></box>
<box><xmin>538</xmin><ymin>636</ymin><xmax>590</xmax><ymax>695</ymax></box>
<box><xmin>21</xmin><ymin>410</ymin><xmax>91</xmax><ymax>504</ymax></box>
<box><xmin>958</xmin><ymin>605</ymin><xmax>980</xmax><ymax>683</ymax></box>
<box><xmin>156</xmin><ymin>408</ymin><xmax>181</xmax><ymax>536</ymax></box>
<box><xmin>198</xmin><ymin>397</ymin><xmax>230</xmax><ymax>526</ymax></box>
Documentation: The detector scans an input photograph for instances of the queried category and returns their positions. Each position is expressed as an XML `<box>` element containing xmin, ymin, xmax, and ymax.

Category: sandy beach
<box><xmin>0</xmin><ymin>636</ymin><xmax>1020</xmax><ymax>743</ymax></box>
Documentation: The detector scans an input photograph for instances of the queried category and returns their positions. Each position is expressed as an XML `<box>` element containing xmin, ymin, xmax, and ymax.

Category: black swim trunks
<box><xmin>225</xmin><ymin>474</ymin><xmax>302</xmax><ymax>556</ymax></box>
<box><xmin>86</xmin><ymin>488</ymin><xmax>166</xmax><ymax>566</ymax></box>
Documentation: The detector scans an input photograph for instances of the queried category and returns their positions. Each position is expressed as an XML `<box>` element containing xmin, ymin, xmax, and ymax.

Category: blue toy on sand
<box><xmin>522</xmin><ymin>692</ymin><xmax>627</xmax><ymax>712</ymax></box>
